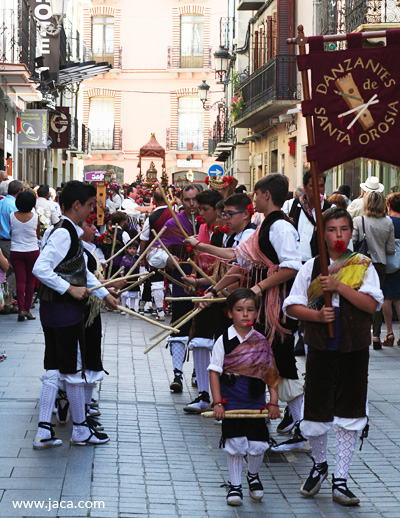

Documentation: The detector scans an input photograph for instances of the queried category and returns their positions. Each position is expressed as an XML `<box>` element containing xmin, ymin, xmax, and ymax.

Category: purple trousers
<box><xmin>10</xmin><ymin>250</ymin><xmax>39</xmax><ymax>312</ymax></box>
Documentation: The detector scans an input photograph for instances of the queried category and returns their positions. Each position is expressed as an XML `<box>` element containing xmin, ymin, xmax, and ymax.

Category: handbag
<box><xmin>386</xmin><ymin>238</ymin><xmax>400</xmax><ymax>274</ymax></box>
<box><xmin>354</xmin><ymin>216</ymin><xmax>370</xmax><ymax>258</ymax></box>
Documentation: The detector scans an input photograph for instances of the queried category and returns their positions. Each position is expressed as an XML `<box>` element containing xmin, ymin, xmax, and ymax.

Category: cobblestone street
<box><xmin>1</xmin><ymin>308</ymin><xmax>400</xmax><ymax>517</ymax></box>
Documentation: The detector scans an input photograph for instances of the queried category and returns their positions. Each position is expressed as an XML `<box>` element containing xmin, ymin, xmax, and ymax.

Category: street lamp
<box><xmin>42</xmin><ymin>0</ymin><xmax>69</xmax><ymax>36</ymax></box>
<box><xmin>198</xmin><ymin>80</ymin><xmax>210</xmax><ymax>109</ymax></box>
<box><xmin>214</xmin><ymin>46</ymin><xmax>231</xmax><ymax>82</ymax></box>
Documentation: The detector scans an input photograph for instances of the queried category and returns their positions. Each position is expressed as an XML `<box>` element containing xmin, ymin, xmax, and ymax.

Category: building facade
<box><xmin>81</xmin><ymin>0</ymin><xmax>225</xmax><ymax>185</ymax></box>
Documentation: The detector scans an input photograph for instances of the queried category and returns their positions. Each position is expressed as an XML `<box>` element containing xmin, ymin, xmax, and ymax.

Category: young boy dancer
<box><xmin>32</xmin><ymin>181</ymin><xmax>119</xmax><ymax>449</ymax></box>
<box><xmin>283</xmin><ymin>208</ymin><xmax>383</xmax><ymax>505</ymax></box>
<box><xmin>120</xmin><ymin>243</ymin><xmax>140</xmax><ymax>312</ymax></box>
<box><xmin>209</xmin><ymin>288</ymin><xmax>280</xmax><ymax>507</ymax></box>
<box><xmin>187</xmin><ymin>175</ymin><xmax>304</xmax><ymax>449</ymax></box>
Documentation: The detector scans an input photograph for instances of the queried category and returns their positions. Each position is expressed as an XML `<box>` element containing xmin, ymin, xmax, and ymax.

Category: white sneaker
<box><xmin>183</xmin><ymin>391</ymin><xmax>210</xmax><ymax>414</ymax></box>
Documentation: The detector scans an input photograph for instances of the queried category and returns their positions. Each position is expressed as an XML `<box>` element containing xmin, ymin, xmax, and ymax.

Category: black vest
<box><xmin>38</xmin><ymin>219</ymin><xmax>87</xmax><ymax>303</ymax></box>
<box><xmin>225</xmin><ymin>221</ymin><xmax>257</xmax><ymax>249</ymax></box>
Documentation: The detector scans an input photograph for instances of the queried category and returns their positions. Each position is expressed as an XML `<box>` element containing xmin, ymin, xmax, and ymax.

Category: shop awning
<box><xmin>58</xmin><ymin>61</ymin><xmax>112</xmax><ymax>86</ymax></box>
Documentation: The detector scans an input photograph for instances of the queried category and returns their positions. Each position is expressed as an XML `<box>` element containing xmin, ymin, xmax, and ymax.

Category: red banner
<box><xmin>297</xmin><ymin>30</ymin><xmax>400</xmax><ymax>173</ymax></box>
<box><xmin>49</xmin><ymin>107</ymin><xmax>70</xmax><ymax>149</ymax></box>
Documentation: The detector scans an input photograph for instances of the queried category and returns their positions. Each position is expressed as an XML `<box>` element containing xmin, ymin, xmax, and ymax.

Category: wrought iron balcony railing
<box><xmin>90</xmin><ymin>128</ymin><xmax>122</xmax><ymax>151</ymax></box>
<box><xmin>345</xmin><ymin>0</ymin><xmax>400</xmax><ymax>33</ymax></box>
<box><xmin>166</xmin><ymin>129</ymin><xmax>205</xmax><ymax>151</ymax></box>
<box><xmin>167</xmin><ymin>46</ymin><xmax>212</xmax><ymax>69</ymax></box>
<box><xmin>88</xmin><ymin>47</ymin><xmax>122</xmax><ymax>69</ymax></box>
<box><xmin>208</xmin><ymin>105</ymin><xmax>230</xmax><ymax>156</ymax></box>
<box><xmin>235</xmin><ymin>55</ymin><xmax>300</xmax><ymax>122</ymax></box>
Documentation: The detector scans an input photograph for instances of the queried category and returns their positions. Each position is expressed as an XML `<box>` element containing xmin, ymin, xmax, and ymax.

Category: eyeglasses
<box><xmin>221</xmin><ymin>209</ymin><xmax>245</xmax><ymax>219</ymax></box>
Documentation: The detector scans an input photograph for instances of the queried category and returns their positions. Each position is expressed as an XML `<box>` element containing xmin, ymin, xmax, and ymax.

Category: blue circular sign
<box><xmin>208</xmin><ymin>164</ymin><xmax>224</xmax><ymax>177</ymax></box>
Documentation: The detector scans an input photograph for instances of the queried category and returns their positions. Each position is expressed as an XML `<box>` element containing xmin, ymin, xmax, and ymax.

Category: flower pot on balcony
<box><xmin>186</xmin><ymin>142</ymin><xmax>194</xmax><ymax>151</ymax></box>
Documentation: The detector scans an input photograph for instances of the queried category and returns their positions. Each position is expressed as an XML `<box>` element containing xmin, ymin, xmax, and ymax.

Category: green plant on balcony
<box><xmin>230</xmin><ymin>93</ymin><xmax>245</xmax><ymax>121</ymax></box>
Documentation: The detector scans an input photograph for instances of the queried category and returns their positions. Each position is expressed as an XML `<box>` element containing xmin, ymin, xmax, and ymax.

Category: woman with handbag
<box><xmin>353</xmin><ymin>192</ymin><xmax>395</xmax><ymax>349</ymax></box>
<box><xmin>381</xmin><ymin>193</ymin><xmax>400</xmax><ymax>347</ymax></box>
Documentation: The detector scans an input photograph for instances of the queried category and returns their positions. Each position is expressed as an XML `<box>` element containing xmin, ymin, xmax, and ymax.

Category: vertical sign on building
<box><xmin>28</xmin><ymin>0</ymin><xmax>61</xmax><ymax>81</ymax></box>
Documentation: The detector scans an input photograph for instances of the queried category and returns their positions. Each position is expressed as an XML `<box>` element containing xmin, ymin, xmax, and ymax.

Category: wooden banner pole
<box><xmin>288</xmin><ymin>25</ymin><xmax>334</xmax><ymax>337</ymax></box>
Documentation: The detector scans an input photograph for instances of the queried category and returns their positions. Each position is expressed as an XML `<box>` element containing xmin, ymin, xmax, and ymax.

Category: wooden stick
<box><xmin>290</xmin><ymin>26</ymin><xmax>334</xmax><ymax>338</ymax></box>
<box><xmin>287</xmin><ymin>28</ymin><xmax>390</xmax><ymax>45</ymax></box>
<box><xmin>124</xmin><ymin>227</ymin><xmax>167</xmax><ymax>277</ymax></box>
<box><xmin>144</xmin><ymin>307</ymin><xmax>203</xmax><ymax>354</ymax></box>
<box><xmin>151</xmin><ymin>230</ymin><xmax>186</xmax><ymax>277</ymax></box>
<box><xmin>90</xmin><ymin>273</ymin><xmax>148</xmax><ymax>292</ymax></box>
<box><xmin>117</xmin><ymin>305</ymin><xmax>178</xmax><ymax>332</ymax></box>
<box><xmin>149</xmin><ymin>308</ymin><xmax>194</xmax><ymax>341</ymax></box>
<box><xmin>187</xmin><ymin>259</ymin><xmax>230</xmax><ymax>296</ymax></box>
<box><xmin>119</xmin><ymin>271</ymin><xmax>155</xmax><ymax>294</ymax></box>
<box><xmin>159</xmin><ymin>270</ymin><xmax>187</xmax><ymax>289</ymax></box>
<box><xmin>109</xmin><ymin>266</ymin><xmax>124</xmax><ymax>280</ymax></box>
<box><xmin>104</xmin><ymin>226</ymin><xmax>148</xmax><ymax>264</ymax></box>
<box><xmin>165</xmin><ymin>297</ymin><xmax>227</xmax><ymax>303</ymax></box>
<box><xmin>202</xmin><ymin>413</ymin><xmax>280</xmax><ymax>419</ymax></box>
<box><xmin>107</xmin><ymin>226</ymin><xmax>118</xmax><ymax>279</ymax></box>
<box><xmin>159</xmin><ymin>187</ymin><xmax>189</xmax><ymax>238</ymax></box>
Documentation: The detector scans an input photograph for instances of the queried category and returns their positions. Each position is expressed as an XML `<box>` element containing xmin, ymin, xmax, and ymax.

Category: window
<box><xmin>88</xmin><ymin>97</ymin><xmax>115</xmax><ymax>150</ymax></box>
<box><xmin>178</xmin><ymin>97</ymin><xmax>204</xmax><ymax>151</ymax></box>
<box><xmin>180</xmin><ymin>15</ymin><xmax>203</xmax><ymax>68</ymax></box>
<box><xmin>92</xmin><ymin>16</ymin><xmax>114</xmax><ymax>64</ymax></box>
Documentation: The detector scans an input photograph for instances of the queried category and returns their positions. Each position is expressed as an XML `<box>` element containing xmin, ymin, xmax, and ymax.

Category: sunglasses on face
<box><xmin>221</xmin><ymin>209</ymin><xmax>245</xmax><ymax>219</ymax></box>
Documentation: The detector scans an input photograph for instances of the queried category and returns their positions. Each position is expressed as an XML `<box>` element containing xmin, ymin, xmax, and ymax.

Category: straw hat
<box><xmin>360</xmin><ymin>176</ymin><xmax>384</xmax><ymax>193</ymax></box>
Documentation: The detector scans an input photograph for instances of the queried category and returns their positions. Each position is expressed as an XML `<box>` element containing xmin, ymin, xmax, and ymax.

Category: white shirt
<box><xmin>32</xmin><ymin>216</ymin><xmax>109</xmax><ymax>300</ymax></box>
<box><xmin>36</xmin><ymin>196</ymin><xmax>59</xmax><ymax>225</ymax></box>
<box><xmin>140</xmin><ymin>206</ymin><xmax>168</xmax><ymax>242</ymax></box>
<box><xmin>229</xmin><ymin>227</ymin><xmax>255</xmax><ymax>249</ymax></box>
<box><xmin>282</xmin><ymin>256</ymin><xmax>384</xmax><ymax>317</ymax></box>
<box><xmin>208</xmin><ymin>325</ymin><xmax>256</xmax><ymax>374</ymax></box>
<box><xmin>10</xmin><ymin>212</ymin><xmax>39</xmax><ymax>252</ymax></box>
<box><xmin>121</xmin><ymin>197</ymin><xmax>139</xmax><ymax>214</ymax></box>
<box><xmin>106</xmin><ymin>193</ymin><xmax>122</xmax><ymax>215</ymax></box>
<box><xmin>263</xmin><ymin>219</ymin><xmax>302</xmax><ymax>271</ymax></box>
<box><xmin>282</xmin><ymin>198</ymin><xmax>332</xmax><ymax>263</ymax></box>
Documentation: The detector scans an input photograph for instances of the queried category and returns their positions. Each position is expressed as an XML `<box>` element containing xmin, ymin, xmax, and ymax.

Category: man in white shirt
<box><xmin>282</xmin><ymin>171</ymin><xmax>332</xmax><ymax>264</ymax></box>
<box><xmin>121</xmin><ymin>183</ymin><xmax>151</xmax><ymax>215</ymax></box>
<box><xmin>347</xmin><ymin>176</ymin><xmax>384</xmax><ymax>219</ymax></box>
<box><xmin>32</xmin><ymin>181</ymin><xmax>119</xmax><ymax>450</ymax></box>
<box><xmin>36</xmin><ymin>184</ymin><xmax>60</xmax><ymax>226</ymax></box>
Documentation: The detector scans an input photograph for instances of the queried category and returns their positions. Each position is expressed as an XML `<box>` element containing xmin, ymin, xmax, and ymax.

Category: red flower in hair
<box><xmin>334</xmin><ymin>240</ymin><xmax>347</xmax><ymax>254</ymax></box>
<box><xmin>247</xmin><ymin>203</ymin><xmax>255</xmax><ymax>215</ymax></box>
<box><xmin>225</xmin><ymin>176</ymin><xmax>234</xmax><ymax>185</ymax></box>
<box><xmin>196</xmin><ymin>216</ymin><xmax>205</xmax><ymax>224</ymax></box>
<box><xmin>220</xmin><ymin>225</ymin><xmax>230</xmax><ymax>234</ymax></box>
<box><xmin>205</xmin><ymin>177</ymin><xmax>209</xmax><ymax>185</ymax></box>
<box><xmin>222</xmin><ymin>183</ymin><xmax>227</xmax><ymax>189</ymax></box>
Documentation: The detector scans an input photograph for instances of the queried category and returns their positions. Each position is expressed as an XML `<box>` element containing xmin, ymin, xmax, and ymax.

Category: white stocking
<box><xmin>192</xmin><ymin>348</ymin><xmax>210</xmax><ymax>394</ymax></box>
<box><xmin>121</xmin><ymin>292</ymin><xmax>129</xmax><ymax>308</ymax></box>
<box><xmin>247</xmin><ymin>454</ymin><xmax>264</xmax><ymax>476</ymax></box>
<box><xmin>287</xmin><ymin>394</ymin><xmax>304</xmax><ymax>424</ymax></box>
<box><xmin>308</xmin><ymin>432</ymin><xmax>328</xmax><ymax>464</ymax></box>
<box><xmin>227</xmin><ymin>454</ymin><xmax>243</xmax><ymax>486</ymax></box>
<box><xmin>335</xmin><ymin>427</ymin><xmax>357</xmax><ymax>479</ymax></box>
<box><xmin>66</xmin><ymin>383</ymin><xmax>88</xmax><ymax>441</ymax></box>
<box><xmin>170</xmin><ymin>341</ymin><xmax>186</xmax><ymax>372</ymax></box>
<box><xmin>37</xmin><ymin>383</ymin><xmax>58</xmax><ymax>438</ymax></box>
<box><xmin>84</xmin><ymin>384</ymin><xmax>95</xmax><ymax>406</ymax></box>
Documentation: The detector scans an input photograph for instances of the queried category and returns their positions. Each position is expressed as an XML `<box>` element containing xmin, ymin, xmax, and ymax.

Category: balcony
<box><xmin>345</xmin><ymin>0</ymin><xmax>400</xmax><ymax>33</ymax></box>
<box><xmin>90</xmin><ymin>128</ymin><xmax>122</xmax><ymax>151</ymax></box>
<box><xmin>208</xmin><ymin>106</ymin><xmax>233</xmax><ymax>161</ymax></box>
<box><xmin>88</xmin><ymin>47</ymin><xmax>122</xmax><ymax>69</ymax></box>
<box><xmin>166</xmin><ymin>129</ymin><xmax>205</xmax><ymax>152</ymax></box>
<box><xmin>238</xmin><ymin>0</ymin><xmax>265</xmax><ymax>10</ymax></box>
<box><xmin>232</xmin><ymin>55</ymin><xmax>300</xmax><ymax>129</ymax></box>
<box><xmin>167</xmin><ymin>46</ymin><xmax>212</xmax><ymax>69</ymax></box>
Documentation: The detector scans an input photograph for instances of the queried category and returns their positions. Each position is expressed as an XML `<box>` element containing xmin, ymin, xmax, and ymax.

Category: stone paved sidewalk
<box><xmin>1</xmin><ymin>308</ymin><xmax>400</xmax><ymax>517</ymax></box>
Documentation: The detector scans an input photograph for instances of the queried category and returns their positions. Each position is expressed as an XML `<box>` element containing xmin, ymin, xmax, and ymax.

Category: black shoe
<box><xmin>183</xmin><ymin>391</ymin><xmax>210</xmax><ymax>413</ymax></box>
<box><xmin>276</xmin><ymin>406</ymin><xmax>294</xmax><ymax>434</ymax></box>
<box><xmin>170</xmin><ymin>369</ymin><xmax>183</xmax><ymax>393</ymax></box>
<box><xmin>247</xmin><ymin>472</ymin><xmax>264</xmax><ymax>501</ymax></box>
<box><xmin>224</xmin><ymin>484</ymin><xmax>243</xmax><ymax>506</ymax></box>
<box><xmin>55</xmin><ymin>390</ymin><xmax>70</xmax><ymax>425</ymax></box>
<box><xmin>332</xmin><ymin>476</ymin><xmax>360</xmax><ymax>506</ymax></box>
<box><xmin>191</xmin><ymin>369</ymin><xmax>197</xmax><ymax>387</ymax></box>
<box><xmin>373</xmin><ymin>339</ymin><xmax>382</xmax><ymax>350</ymax></box>
<box><xmin>270</xmin><ymin>423</ymin><xmax>309</xmax><ymax>453</ymax></box>
<box><xmin>300</xmin><ymin>460</ymin><xmax>328</xmax><ymax>497</ymax></box>
<box><xmin>86</xmin><ymin>415</ymin><xmax>104</xmax><ymax>431</ymax></box>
